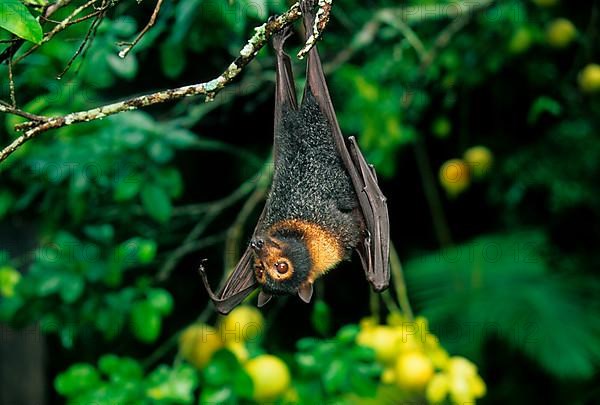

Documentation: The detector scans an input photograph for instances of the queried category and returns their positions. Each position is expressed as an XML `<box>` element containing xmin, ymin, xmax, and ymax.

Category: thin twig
<box><xmin>12</xmin><ymin>0</ymin><xmax>113</xmax><ymax>65</ymax></box>
<box><xmin>390</xmin><ymin>243</ymin><xmax>413</xmax><ymax>321</ymax></box>
<box><xmin>402</xmin><ymin>1</ymin><xmax>491</xmax><ymax>248</ymax></box>
<box><xmin>0</xmin><ymin>2</ymin><xmax>303</xmax><ymax>164</ymax></box>
<box><xmin>156</xmin><ymin>233</ymin><xmax>226</xmax><ymax>282</ymax></box>
<box><xmin>413</xmin><ymin>137</ymin><xmax>453</xmax><ymax>247</ymax></box>
<box><xmin>62</xmin><ymin>10</ymin><xmax>104</xmax><ymax>27</ymax></box>
<box><xmin>8</xmin><ymin>56</ymin><xmax>16</xmax><ymax>107</ymax></box>
<box><xmin>57</xmin><ymin>8</ymin><xmax>106</xmax><ymax>79</ymax></box>
<box><xmin>381</xmin><ymin>290</ymin><xmax>402</xmax><ymax>314</ymax></box>
<box><xmin>223</xmin><ymin>161</ymin><xmax>272</xmax><ymax>271</ymax></box>
<box><xmin>172</xmin><ymin>174</ymin><xmax>260</xmax><ymax>217</ymax></box>
<box><xmin>119</xmin><ymin>0</ymin><xmax>164</xmax><ymax>58</ymax></box>
<box><xmin>369</xmin><ymin>290</ymin><xmax>381</xmax><ymax>323</ymax></box>
<box><xmin>157</xmin><ymin>161</ymin><xmax>273</xmax><ymax>281</ymax></box>
<box><xmin>0</xmin><ymin>101</ymin><xmax>47</xmax><ymax>122</ymax></box>
<box><xmin>378</xmin><ymin>10</ymin><xmax>427</xmax><ymax>62</ymax></box>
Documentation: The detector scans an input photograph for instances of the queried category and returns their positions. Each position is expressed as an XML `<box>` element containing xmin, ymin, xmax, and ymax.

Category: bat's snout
<box><xmin>250</xmin><ymin>239</ymin><xmax>264</xmax><ymax>252</ymax></box>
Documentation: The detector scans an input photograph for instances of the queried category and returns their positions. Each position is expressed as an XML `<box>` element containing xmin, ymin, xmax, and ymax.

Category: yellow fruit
<box><xmin>429</xmin><ymin>347</ymin><xmax>450</xmax><ymax>369</ymax></box>
<box><xmin>449</xmin><ymin>374</ymin><xmax>472</xmax><ymax>403</ymax></box>
<box><xmin>470</xmin><ymin>374</ymin><xmax>487</xmax><ymax>397</ymax></box>
<box><xmin>445</xmin><ymin>356</ymin><xmax>486</xmax><ymax>401</ymax></box>
<box><xmin>509</xmin><ymin>27</ymin><xmax>533</xmax><ymax>54</ymax></box>
<box><xmin>447</xmin><ymin>356</ymin><xmax>477</xmax><ymax>377</ymax></box>
<box><xmin>426</xmin><ymin>373</ymin><xmax>449</xmax><ymax>403</ymax></box>
<box><xmin>397</xmin><ymin>331</ymin><xmax>422</xmax><ymax>353</ymax></box>
<box><xmin>218</xmin><ymin>305</ymin><xmax>264</xmax><ymax>344</ymax></box>
<box><xmin>439</xmin><ymin>159</ymin><xmax>470</xmax><ymax>196</ymax></box>
<box><xmin>395</xmin><ymin>351</ymin><xmax>434</xmax><ymax>390</ymax></box>
<box><xmin>244</xmin><ymin>355</ymin><xmax>291</xmax><ymax>402</ymax></box>
<box><xmin>463</xmin><ymin>146</ymin><xmax>493</xmax><ymax>179</ymax></box>
<box><xmin>532</xmin><ymin>0</ymin><xmax>558</xmax><ymax>7</ymax></box>
<box><xmin>385</xmin><ymin>312</ymin><xmax>405</xmax><ymax>327</ymax></box>
<box><xmin>579</xmin><ymin>64</ymin><xmax>600</xmax><ymax>93</ymax></box>
<box><xmin>357</xmin><ymin>325</ymin><xmax>402</xmax><ymax>364</ymax></box>
<box><xmin>179</xmin><ymin>324</ymin><xmax>223</xmax><ymax>369</ymax></box>
<box><xmin>546</xmin><ymin>18</ymin><xmax>577</xmax><ymax>48</ymax></box>
<box><xmin>225</xmin><ymin>341</ymin><xmax>249</xmax><ymax>363</ymax></box>
<box><xmin>381</xmin><ymin>367</ymin><xmax>396</xmax><ymax>384</ymax></box>
<box><xmin>359</xmin><ymin>316</ymin><xmax>378</xmax><ymax>330</ymax></box>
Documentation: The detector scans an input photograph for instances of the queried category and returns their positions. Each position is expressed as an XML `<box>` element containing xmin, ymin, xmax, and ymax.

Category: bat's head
<box><xmin>250</xmin><ymin>231</ymin><xmax>314</xmax><ymax>304</ymax></box>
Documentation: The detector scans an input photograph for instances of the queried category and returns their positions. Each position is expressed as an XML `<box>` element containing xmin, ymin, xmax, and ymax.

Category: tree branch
<box><xmin>297</xmin><ymin>0</ymin><xmax>332</xmax><ymax>59</ymax></box>
<box><xmin>0</xmin><ymin>2</ymin><xmax>304</xmax><ymax>165</ymax></box>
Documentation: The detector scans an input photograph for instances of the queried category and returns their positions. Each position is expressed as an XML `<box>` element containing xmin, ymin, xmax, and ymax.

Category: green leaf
<box><xmin>349</xmin><ymin>364</ymin><xmax>378</xmax><ymax>397</ymax></box>
<box><xmin>336</xmin><ymin>325</ymin><xmax>360</xmax><ymax>343</ymax></box>
<box><xmin>156</xmin><ymin>167</ymin><xmax>184</xmax><ymax>199</ymax></box>
<box><xmin>147</xmin><ymin>288</ymin><xmax>173</xmax><ymax>316</ymax></box>
<box><xmin>0</xmin><ymin>0</ymin><xmax>43</xmax><ymax>43</ymax></box>
<box><xmin>130</xmin><ymin>301</ymin><xmax>161</xmax><ymax>343</ymax></box>
<box><xmin>162</xmin><ymin>128</ymin><xmax>200</xmax><ymax>148</ymax></box>
<box><xmin>54</xmin><ymin>363</ymin><xmax>101</xmax><ymax>396</ymax></box>
<box><xmin>106</xmin><ymin>53</ymin><xmax>138</xmax><ymax>79</ymax></box>
<box><xmin>148</xmin><ymin>140</ymin><xmax>174</xmax><ymax>163</ymax></box>
<box><xmin>59</xmin><ymin>273</ymin><xmax>84</xmax><ymax>303</ymax></box>
<box><xmin>233</xmin><ymin>367</ymin><xmax>253</xmax><ymax>399</ymax></box>
<box><xmin>146</xmin><ymin>364</ymin><xmax>198</xmax><ymax>403</ymax></box>
<box><xmin>528</xmin><ymin>96</ymin><xmax>562</xmax><ymax>124</ymax></box>
<box><xmin>36</xmin><ymin>271</ymin><xmax>62</xmax><ymax>296</ymax></box>
<box><xmin>113</xmin><ymin>175</ymin><xmax>141</xmax><ymax>201</ymax></box>
<box><xmin>140</xmin><ymin>184</ymin><xmax>172</xmax><ymax>223</ymax></box>
<box><xmin>311</xmin><ymin>299</ymin><xmax>331</xmax><ymax>336</ymax></box>
<box><xmin>160</xmin><ymin>40</ymin><xmax>186</xmax><ymax>78</ymax></box>
<box><xmin>98</xmin><ymin>355</ymin><xmax>143</xmax><ymax>381</ymax></box>
<box><xmin>0</xmin><ymin>190</ymin><xmax>14</xmax><ymax>219</ymax></box>
<box><xmin>322</xmin><ymin>359</ymin><xmax>347</xmax><ymax>393</ymax></box>
<box><xmin>83</xmin><ymin>224</ymin><xmax>114</xmax><ymax>244</ymax></box>
<box><xmin>199</xmin><ymin>386</ymin><xmax>235</xmax><ymax>405</ymax></box>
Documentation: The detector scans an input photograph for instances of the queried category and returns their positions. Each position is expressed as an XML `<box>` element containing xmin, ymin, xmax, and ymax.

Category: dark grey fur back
<box><xmin>261</xmin><ymin>91</ymin><xmax>361</xmax><ymax>250</ymax></box>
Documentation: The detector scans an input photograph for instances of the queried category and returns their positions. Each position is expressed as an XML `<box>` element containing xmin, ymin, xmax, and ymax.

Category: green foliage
<box><xmin>0</xmin><ymin>0</ymin><xmax>43</xmax><ymax>43</ymax></box>
<box><xmin>406</xmin><ymin>232</ymin><xmax>600</xmax><ymax>379</ymax></box>
<box><xmin>200</xmin><ymin>350</ymin><xmax>254</xmax><ymax>403</ymax></box>
<box><xmin>55</xmin><ymin>355</ymin><xmax>198</xmax><ymax>404</ymax></box>
<box><xmin>1</xmin><ymin>0</ymin><xmax>599</xmax><ymax>403</ymax></box>
<box><xmin>294</xmin><ymin>325</ymin><xmax>382</xmax><ymax>402</ymax></box>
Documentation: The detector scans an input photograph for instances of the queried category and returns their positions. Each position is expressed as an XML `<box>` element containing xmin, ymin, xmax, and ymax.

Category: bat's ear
<box><xmin>257</xmin><ymin>291</ymin><xmax>272</xmax><ymax>307</ymax></box>
<box><xmin>297</xmin><ymin>283</ymin><xmax>313</xmax><ymax>303</ymax></box>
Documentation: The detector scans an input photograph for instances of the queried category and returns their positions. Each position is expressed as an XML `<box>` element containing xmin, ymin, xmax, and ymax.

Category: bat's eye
<box><xmin>275</xmin><ymin>261</ymin><xmax>289</xmax><ymax>274</ymax></box>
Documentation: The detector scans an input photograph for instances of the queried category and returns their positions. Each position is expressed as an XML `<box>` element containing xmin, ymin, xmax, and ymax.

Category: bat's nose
<box><xmin>251</xmin><ymin>239</ymin><xmax>264</xmax><ymax>251</ymax></box>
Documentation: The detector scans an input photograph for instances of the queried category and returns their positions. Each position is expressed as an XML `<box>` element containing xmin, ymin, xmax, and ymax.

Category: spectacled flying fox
<box><xmin>200</xmin><ymin>0</ymin><xmax>390</xmax><ymax>314</ymax></box>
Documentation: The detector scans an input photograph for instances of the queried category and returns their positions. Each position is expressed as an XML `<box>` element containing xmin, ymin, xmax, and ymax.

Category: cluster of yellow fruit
<box><xmin>438</xmin><ymin>146</ymin><xmax>493</xmax><ymax>197</ymax></box>
<box><xmin>537</xmin><ymin>9</ymin><xmax>600</xmax><ymax>94</ymax></box>
<box><xmin>178</xmin><ymin>306</ymin><xmax>291</xmax><ymax>402</ymax></box>
<box><xmin>357</xmin><ymin>314</ymin><xmax>486</xmax><ymax>404</ymax></box>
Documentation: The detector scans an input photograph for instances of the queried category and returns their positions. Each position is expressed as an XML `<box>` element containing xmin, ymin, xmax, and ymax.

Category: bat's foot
<box><xmin>272</xmin><ymin>25</ymin><xmax>293</xmax><ymax>53</ymax></box>
<box><xmin>300</xmin><ymin>0</ymin><xmax>318</xmax><ymax>28</ymax></box>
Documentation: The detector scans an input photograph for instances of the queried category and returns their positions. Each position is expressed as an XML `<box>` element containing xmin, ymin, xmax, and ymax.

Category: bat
<box><xmin>200</xmin><ymin>0</ymin><xmax>390</xmax><ymax>314</ymax></box>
